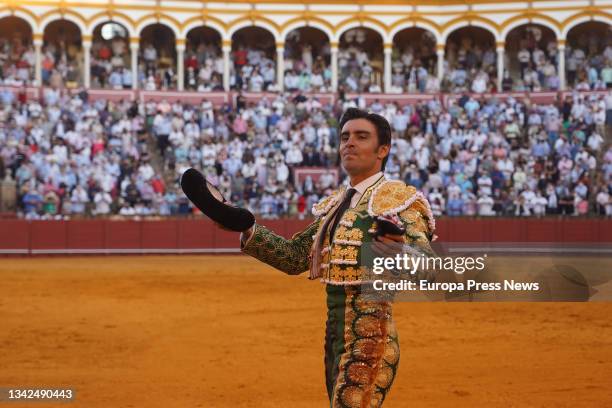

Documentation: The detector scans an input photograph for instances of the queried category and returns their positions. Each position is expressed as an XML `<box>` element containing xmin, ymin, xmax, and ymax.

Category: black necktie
<box><xmin>328</xmin><ymin>188</ymin><xmax>357</xmax><ymax>241</ymax></box>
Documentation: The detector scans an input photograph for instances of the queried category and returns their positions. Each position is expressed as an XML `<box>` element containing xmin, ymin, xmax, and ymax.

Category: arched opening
<box><xmin>339</xmin><ymin>28</ymin><xmax>383</xmax><ymax>93</ymax></box>
<box><xmin>392</xmin><ymin>27</ymin><xmax>437</xmax><ymax>93</ymax></box>
<box><xmin>185</xmin><ymin>26</ymin><xmax>222</xmax><ymax>91</ymax></box>
<box><xmin>0</xmin><ymin>16</ymin><xmax>33</xmax><ymax>85</ymax></box>
<box><xmin>90</xmin><ymin>21</ymin><xmax>130</xmax><ymax>89</ymax></box>
<box><xmin>43</xmin><ymin>19</ymin><xmax>82</xmax><ymax>87</ymax></box>
<box><xmin>139</xmin><ymin>23</ymin><xmax>176</xmax><ymax>90</ymax></box>
<box><xmin>565</xmin><ymin>21</ymin><xmax>611</xmax><ymax>90</ymax></box>
<box><xmin>504</xmin><ymin>24</ymin><xmax>558</xmax><ymax>91</ymax></box>
<box><xmin>231</xmin><ymin>26</ymin><xmax>276</xmax><ymax>92</ymax></box>
<box><xmin>444</xmin><ymin>26</ymin><xmax>496</xmax><ymax>93</ymax></box>
<box><xmin>284</xmin><ymin>26</ymin><xmax>331</xmax><ymax>92</ymax></box>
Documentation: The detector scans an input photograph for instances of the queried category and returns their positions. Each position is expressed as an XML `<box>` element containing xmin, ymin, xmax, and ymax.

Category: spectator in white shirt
<box><xmin>93</xmin><ymin>190</ymin><xmax>112</xmax><ymax>215</ymax></box>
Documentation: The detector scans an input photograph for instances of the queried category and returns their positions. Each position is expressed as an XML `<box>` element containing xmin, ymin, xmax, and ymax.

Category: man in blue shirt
<box><xmin>532</xmin><ymin>139</ymin><xmax>551</xmax><ymax>158</ymax></box>
<box><xmin>447</xmin><ymin>193</ymin><xmax>465</xmax><ymax>216</ymax></box>
<box><xmin>22</xmin><ymin>187</ymin><xmax>42</xmax><ymax>216</ymax></box>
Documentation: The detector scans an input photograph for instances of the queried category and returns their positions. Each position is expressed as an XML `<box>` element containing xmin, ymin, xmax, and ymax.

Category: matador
<box><xmin>240</xmin><ymin>108</ymin><xmax>436</xmax><ymax>407</ymax></box>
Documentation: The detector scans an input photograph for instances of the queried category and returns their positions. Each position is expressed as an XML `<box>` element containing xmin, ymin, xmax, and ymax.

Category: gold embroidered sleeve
<box><xmin>399</xmin><ymin>208</ymin><xmax>436</xmax><ymax>257</ymax></box>
<box><xmin>241</xmin><ymin>220</ymin><xmax>320</xmax><ymax>275</ymax></box>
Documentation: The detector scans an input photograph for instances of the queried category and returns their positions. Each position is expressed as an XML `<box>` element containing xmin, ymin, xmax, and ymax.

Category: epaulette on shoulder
<box><xmin>312</xmin><ymin>188</ymin><xmax>344</xmax><ymax>217</ymax></box>
<box><xmin>368</xmin><ymin>180</ymin><xmax>436</xmax><ymax>232</ymax></box>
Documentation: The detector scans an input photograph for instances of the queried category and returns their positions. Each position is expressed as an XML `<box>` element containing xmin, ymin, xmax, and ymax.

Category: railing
<box><xmin>1</xmin><ymin>85</ymin><xmax>608</xmax><ymax>108</ymax></box>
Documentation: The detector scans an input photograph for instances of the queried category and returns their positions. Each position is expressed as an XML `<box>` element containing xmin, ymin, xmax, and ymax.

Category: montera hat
<box><xmin>181</xmin><ymin>168</ymin><xmax>255</xmax><ymax>232</ymax></box>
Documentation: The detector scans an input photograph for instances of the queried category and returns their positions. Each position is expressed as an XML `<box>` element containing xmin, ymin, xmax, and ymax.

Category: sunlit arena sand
<box><xmin>1</xmin><ymin>256</ymin><xmax>611</xmax><ymax>407</ymax></box>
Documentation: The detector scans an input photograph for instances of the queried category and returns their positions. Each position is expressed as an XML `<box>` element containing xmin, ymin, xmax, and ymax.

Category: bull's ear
<box><xmin>181</xmin><ymin>168</ymin><xmax>255</xmax><ymax>232</ymax></box>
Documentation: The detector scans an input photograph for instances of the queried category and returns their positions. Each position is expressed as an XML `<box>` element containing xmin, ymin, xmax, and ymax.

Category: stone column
<box><xmin>331</xmin><ymin>42</ymin><xmax>338</xmax><ymax>92</ymax></box>
<box><xmin>176</xmin><ymin>39</ymin><xmax>185</xmax><ymax>91</ymax></box>
<box><xmin>222</xmin><ymin>43</ymin><xmax>231</xmax><ymax>92</ymax></box>
<box><xmin>436</xmin><ymin>44</ymin><xmax>445</xmax><ymax>83</ymax></box>
<box><xmin>496</xmin><ymin>42</ymin><xmax>505</xmax><ymax>92</ymax></box>
<box><xmin>82</xmin><ymin>38</ymin><xmax>91</xmax><ymax>88</ymax></box>
<box><xmin>384</xmin><ymin>43</ymin><xmax>392</xmax><ymax>93</ymax></box>
<box><xmin>276</xmin><ymin>42</ymin><xmax>284</xmax><ymax>92</ymax></box>
<box><xmin>130</xmin><ymin>38</ymin><xmax>139</xmax><ymax>90</ymax></box>
<box><xmin>558</xmin><ymin>41</ymin><xmax>566</xmax><ymax>91</ymax></box>
<box><xmin>33</xmin><ymin>33</ymin><xmax>43</xmax><ymax>86</ymax></box>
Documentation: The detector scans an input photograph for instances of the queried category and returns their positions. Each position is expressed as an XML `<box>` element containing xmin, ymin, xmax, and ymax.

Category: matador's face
<box><xmin>339</xmin><ymin>118</ymin><xmax>389</xmax><ymax>177</ymax></box>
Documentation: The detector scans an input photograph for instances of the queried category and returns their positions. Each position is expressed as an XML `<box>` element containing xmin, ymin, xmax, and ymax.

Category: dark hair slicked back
<box><xmin>338</xmin><ymin>108</ymin><xmax>392</xmax><ymax>171</ymax></box>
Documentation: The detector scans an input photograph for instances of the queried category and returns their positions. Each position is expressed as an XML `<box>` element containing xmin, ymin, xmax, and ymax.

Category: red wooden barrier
<box><xmin>105</xmin><ymin>221</ymin><xmax>141</xmax><ymax>251</ymax></box>
<box><xmin>67</xmin><ymin>220</ymin><xmax>105</xmax><ymax>250</ymax></box>
<box><xmin>0</xmin><ymin>218</ymin><xmax>608</xmax><ymax>255</ymax></box>
<box><xmin>176</xmin><ymin>219</ymin><xmax>214</xmax><ymax>251</ymax></box>
<box><xmin>30</xmin><ymin>221</ymin><xmax>67</xmax><ymax>252</ymax></box>
<box><xmin>0</xmin><ymin>220</ymin><xmax>30</xmax><ymax>254</ymax></box>
<box><xmin>286</xmin><ymin>219</ymin><xmax>317</xmax><ymax>238</ymax></box>
<box><xmin>141</xmin><ymin>221</ymin><xmax>178</xmax><ymax>250</ymax></box>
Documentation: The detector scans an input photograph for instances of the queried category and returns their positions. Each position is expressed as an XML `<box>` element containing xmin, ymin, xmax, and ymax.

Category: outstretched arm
<box><xmin>241</xmin><ymin>220</ymin><xmax>320</xmax><ymax>275</ymax></box>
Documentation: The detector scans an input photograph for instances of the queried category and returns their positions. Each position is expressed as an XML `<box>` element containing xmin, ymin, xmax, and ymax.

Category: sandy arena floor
<box><xmin>1</xmin><ymin>255</ymin><xmax>611</xmax><ymax>407</ymax></box>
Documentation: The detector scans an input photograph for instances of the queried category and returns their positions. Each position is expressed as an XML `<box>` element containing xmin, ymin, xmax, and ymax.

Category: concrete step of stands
<box><xmin>144</xmin><ymin>131</ymin><xmax>179</xmax><ymax>193</ymax></box>
<box><xmin>145</xmin><ymin>133</ymin><xmax>167</xmax><ymax>183</ymax></box>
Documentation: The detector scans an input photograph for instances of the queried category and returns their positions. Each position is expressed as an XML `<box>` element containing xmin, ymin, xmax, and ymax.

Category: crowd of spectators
<box><xmin>504</xmin><ymin>28</ymin><xmax>612</xmax><ymax>92</ymax></box>
<box><xmin>442</xmin><ymin>36</ymin><xmax>498</xmax><ymax>94</ymax></box>
<box><xmin>0</xmin><ymin>37</ymin><xmax>35</xmax><ymax>86</ymax></box>
<box><xmin>506</xmin><ymin>27</ymin><xmax>561</xmax><ymax>92</ymax></box>
<box><xmin>284</xmin><ymin>31</ymin><xmax>331</xmax><ymax>92</ymax></box>
<box><xmin>41</xmin><ymin>39</ymin><xmax>82</xmax><ymax>88</ymax></box>
<box><xmin>391</xmin><ymin>32</ymin><xmax>438</xmax><ymax>93</ymax></box>
<box><xmin>339</xmin><ymin>29</ymin><xmax>383</xmax><ymax>93</ymax></box>
<box><xmin>2</xmin><ymin>27</ymin><xmax>610</xmax><ymax>93</ymax></box>
<box><xmin>2</xmin><ymin>81</ymin><xmax>610</xmax><ymax>220</ymax></box>
<box><xmin>139</xmin><ymin>42</ymin><xmax>177</xmax><ymax>91</ymax></box>
<box><xmin>231</xmin><ymin>44</ymin><xmax>277</xmax><ymax>92</ymax></box>
<box><xmin>565</xmin><ymin>31</ymin><xmax>612</xmax><ymax>91</ymax></box>
<box><xmin>375</xmin><ymin>91</ymin><xmax>609</xmax><ymax>217</ymax></box>
<box><xmin>1</xmin><ymin>88</ymin><xmax>172</xmax><ymax>219</ymax></box>
<box><xmin>184</xmin><ymin>41</ymin><xmax>224</xmax><ymax>91</ymax></box>
<box><xmin>90</xmin><ymin>36</ymin><xmax>131</xmax><ymax>89</ymax></box>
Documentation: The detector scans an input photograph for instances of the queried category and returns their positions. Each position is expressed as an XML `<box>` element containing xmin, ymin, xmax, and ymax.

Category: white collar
<box><xmin>348</xmin><ymin>171</ymin><xmax>385</xmax><ymax>196</ymax></box>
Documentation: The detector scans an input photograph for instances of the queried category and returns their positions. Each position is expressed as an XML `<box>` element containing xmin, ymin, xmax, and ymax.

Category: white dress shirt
<box><xmin>346</xmin><ymin>171</ymin><xmax>384</xmax><ymax>208</ymax></box>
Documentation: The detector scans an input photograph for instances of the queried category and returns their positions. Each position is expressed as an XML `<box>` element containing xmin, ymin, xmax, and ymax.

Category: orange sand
<box><xmin>1</xmin><ymin>256</ymin><xmax>611</xmax><ymax>407</ymax></box>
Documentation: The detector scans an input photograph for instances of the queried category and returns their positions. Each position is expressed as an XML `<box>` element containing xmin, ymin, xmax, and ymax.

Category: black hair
<box><xmin>338</xmin><ymin>107</ymin><xmax>392</xmax><ymax>171</ymax></box>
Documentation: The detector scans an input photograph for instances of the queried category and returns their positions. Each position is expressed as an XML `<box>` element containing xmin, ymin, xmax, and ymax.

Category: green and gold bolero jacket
<box><xmin>241</xmin><ymin>177</ymin><xmax>436</xmax><ymax>285</ymax></box>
